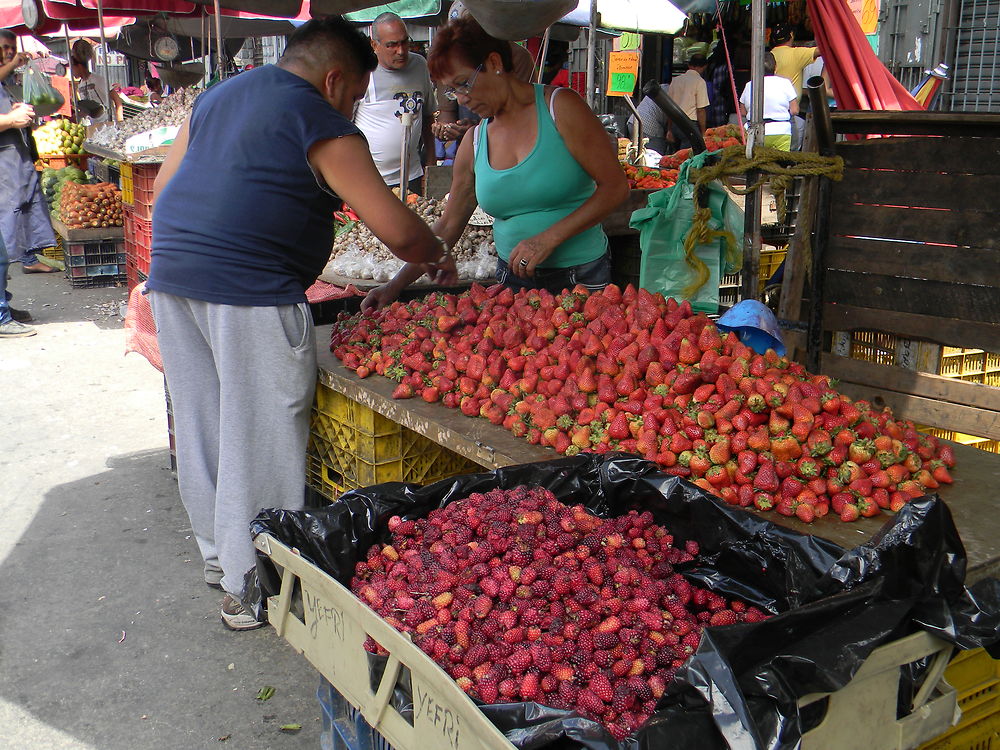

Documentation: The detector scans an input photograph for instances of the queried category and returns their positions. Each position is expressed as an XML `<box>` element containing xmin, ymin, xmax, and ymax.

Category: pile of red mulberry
<box><xmin>351</xmin><ymin>486</ymin><xmax>768</xmax><ymax>739</ymax></box>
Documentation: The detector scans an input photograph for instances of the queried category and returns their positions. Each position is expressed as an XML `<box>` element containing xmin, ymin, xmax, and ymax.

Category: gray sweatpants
<box><xmin>148</xmin><ymin>290</ymin><xmax>316</xmax><ymax>597</ymax></box>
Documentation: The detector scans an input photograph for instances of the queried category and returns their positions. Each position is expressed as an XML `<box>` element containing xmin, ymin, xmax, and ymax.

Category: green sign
<box><xmin>609</xmin><ymin>72</ymin><xmax>637</xmax><ymax>95</ymax></box>
<box><xmin>620</xmin><ymin>32</ymin><xmax>641</xmax><ymax>51</ymax></box>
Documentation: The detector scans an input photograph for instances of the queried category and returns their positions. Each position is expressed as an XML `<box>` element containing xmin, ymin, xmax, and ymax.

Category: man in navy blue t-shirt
<box><xmin>147</xmin><ymin>16</ymin><xmax>455</xmax><ymax>631</ymax></box>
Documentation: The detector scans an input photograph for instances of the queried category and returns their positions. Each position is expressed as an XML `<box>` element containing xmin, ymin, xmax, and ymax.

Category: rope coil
<box><xmin>675</xmin><ymin>144</ymin><xmax>845</xmax><ymax>297</ymax></box>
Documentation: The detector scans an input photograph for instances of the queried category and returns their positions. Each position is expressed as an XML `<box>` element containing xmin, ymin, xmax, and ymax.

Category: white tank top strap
<box><xmin>473</xmin><ymin>121</ymin><xmax>483</xmax><ymax>159</ymax></box>
<box><xmin>548</xmin><ymin>86</ymin><xmax>567</xmax><ymax>124</ymax></box>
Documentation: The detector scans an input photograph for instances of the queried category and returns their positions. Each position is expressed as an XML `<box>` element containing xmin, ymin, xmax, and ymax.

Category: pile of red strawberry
<box><xmin>332</xmin><ymin>283</ymin><xmax>956</xmax><ymax>524</ymax></box>
<box><xmin>352</xmin><ymin>486</ymin><xmax>768</xmax><ymax>740</ymax></box>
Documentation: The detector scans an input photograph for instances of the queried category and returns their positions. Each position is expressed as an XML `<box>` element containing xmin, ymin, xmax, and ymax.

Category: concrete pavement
<box><xmin>0</xmin><ymin>270</ymin><xmax>323</xmax><ymax>749</ymax></box>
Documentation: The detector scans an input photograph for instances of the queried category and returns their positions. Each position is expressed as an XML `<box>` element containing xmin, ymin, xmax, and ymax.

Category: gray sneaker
<box><xmin>221</xmin><ymin>594</ymin><xmax>264</xmax><ymax>631</ymax></box>
<box><xmin>0</xmin><ymin>319</ymin><xmax>36</xmax><ymax>338</ymax></box>
<box><xmin>204</xmin><ymin>562</ymin><xmax>223</xmax><ymax>589</ymax></box>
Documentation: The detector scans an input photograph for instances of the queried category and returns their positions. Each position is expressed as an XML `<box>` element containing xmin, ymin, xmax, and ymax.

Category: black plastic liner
<box><xmin>250</xmin><ymin>453</ymin><xmax>1000</xmax><ymax>750</ymax></box>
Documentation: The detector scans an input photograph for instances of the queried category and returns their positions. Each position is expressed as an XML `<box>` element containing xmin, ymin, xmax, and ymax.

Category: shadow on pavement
<box><xmin>0</xmin><ymin>449</ymin><xmax>321</xmax><ymax>749</ymax></box>
<box><xmin>6</xmin><ymin>267</ymin><xmax>130</xmax><ymax>331</ymax></box>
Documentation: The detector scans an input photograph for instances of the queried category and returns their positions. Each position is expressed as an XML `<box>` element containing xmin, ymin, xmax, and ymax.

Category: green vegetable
<box><xmin>279</xmin><ymin>724</ymin><xmax>301</xmax><ymax>732</ymax></box>
<box><xmin>255</xmin><ymin>686</ymin><xmax>275</xmax><ymax>702</ymax></box>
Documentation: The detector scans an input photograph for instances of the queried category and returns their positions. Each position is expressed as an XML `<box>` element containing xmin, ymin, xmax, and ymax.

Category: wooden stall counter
<box><xmin>315</xmin><ymin>325</ymin><xmax>1000</xmax><ymax>583</ymax></box>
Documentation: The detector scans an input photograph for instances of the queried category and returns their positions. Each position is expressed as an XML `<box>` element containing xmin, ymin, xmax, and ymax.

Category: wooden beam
<box><xmin>837</xmin><ymin>137</ymin><xmax>1000</xmax><ymax>175</ymax></box>
<box><xmin>824</xmin><ymin>271</ymin><xmax>1000</xmax><ymax>325</ymax></box>
<box><xmin>829</xmin><ymin>202</ymin><xmax>999</xmax><ymax>250</ymax></box>
<box><xmin>831</xmin><ymin>111</ymin><xmax>1000</xmax><ymax>137</ymax></box>
<box><xmin>820</xmin><ymin>354</ymin><xmax>1000</xmax><ymax>412</ymax></box>
<box><xmin>822</xmin><ymin>304</ymin><xmax>1000</xmax><ymax>352</ymax></box>
<box><xmin>778</xmin><ymin>126</ymin><xmax>818</xmax><ymax>333</ymax></box>
<box><xmin>837</xmin><ymin>168</ymin><xmax>1000</xmax><ymax>213</ymax></box>
<box><xmin>830</xmin><ymin>381</ymin><xmax>1000</xmax><ymax>440</ymax></box>
<box><xmin>824</xmin><ymin>239</ymin><xmax>1000</xmax><ymax>288</ymax></box>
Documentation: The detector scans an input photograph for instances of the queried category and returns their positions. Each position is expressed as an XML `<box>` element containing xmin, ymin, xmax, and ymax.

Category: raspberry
<box><xmin>577</xmin><ymin>688</ymin><xmax>605</xmax><ymax>717</ymax></box>
<box><xmin>507</xmin><ymin>648</ymin><xmax>532</xmax><ymax>674</ymax></box>
<box><xmin>464</xmin><ymin>644</ymin><xmax>488</xmax><ymax>667</ymax></box>
<box><xmin>520</xmin><ymin>672</ymin><xmax>540</xmax><ymax>701</ymax></box>
<box><xmin>593</xmin><ymin>632</ymin><xmax>618</xmax><ymax>649</ymax></box>
<box><xmin>709</xmin><ymin>610</ymin><xmax>738</xmax><ymax>626</ymax></box>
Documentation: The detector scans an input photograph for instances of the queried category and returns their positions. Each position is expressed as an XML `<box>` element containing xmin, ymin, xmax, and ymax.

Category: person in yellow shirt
<box><xmin>770</xmin><ymin>25</ymin><xmax>820</xmax><ymax>97</ymax></box>
<box><xmin>770</xmin><ymin>26</ymin><xmax>819</xmax><ymax>150</ymax></box>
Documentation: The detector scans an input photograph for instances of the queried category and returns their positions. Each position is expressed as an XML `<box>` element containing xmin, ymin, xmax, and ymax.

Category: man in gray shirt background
<box><xmin>353</xmin><ymin>12</ymin><xmax>435</xmax><ymax>194</ymax></box>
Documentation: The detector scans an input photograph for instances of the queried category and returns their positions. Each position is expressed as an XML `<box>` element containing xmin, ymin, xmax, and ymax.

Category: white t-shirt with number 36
<box><xmin>353</xmin><ymin>54</ymin><xmax>433</xmax><ymax>186</ymax></box>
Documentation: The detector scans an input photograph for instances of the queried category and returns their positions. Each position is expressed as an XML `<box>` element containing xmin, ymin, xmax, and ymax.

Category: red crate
<box><xmin>123</xmin><ymin>212</ymin><xmax>152</xmax><ymax>276</ymax></box>
<box><xmin>128</xmin><ymin>164</ymin><xmax>158</xmax><ymax>221</ymax></box>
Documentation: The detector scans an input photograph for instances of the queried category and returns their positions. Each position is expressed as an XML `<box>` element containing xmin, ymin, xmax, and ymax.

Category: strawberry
<box><xmin>931</xmin><ymin>460</ymin><xmax>953</xmax><ymax>485</ymax></box>
<box><xmin>848</xmin><ymin>439</ymin><xmax>875</xmax><ymax>464</ymax></box>
<box><xmin>794</xmin><ymin>502</ymin><xmax>816</xmax><ymax>523</ymax></box>
<box><xmin>753</xmin><ymin>462</ymin><xmax>780</xmax><ymax>493</ymax></box>
<box><xmin>678</xmin><ymin>338</ymin><xmax>700</xmax><ymax>365</ymax></box>
<box><xmin>392</xmin><ymin>382</ymin><xmax>415</xmax><ymax>399</ymax></box>
<box><xmin>753</xmin><ymin>492</ymin><xmax>774</xmax><ymax>511</ymax></box>
<box><xmin>737</xmin><ymin>450</ymin><xmax>757</xmax><ymax>475</ymax></box>
<box><xmin>796</xmin><ymin>455</ymin><xmax>821</xmax><ymax>480</ymax></box>
<box><xmin>839</xmin><ymin>503</ymin><xmax>860</xmax><ymax>522</ymax></box>
<box><xmin>889</xmin><ymin>491</ymin><xmax>910</xmax><ymax>512</ymax></box>
<box><xmin>695</xmin><ymin>323</ymin><xmax>722</xmax><ymax>352</ymax></box>
<box><xmin>938</xmin><ymin>444</ymin><xmax>956</xmax><ymax>468</ymax></box>
<box><xmin>708</xmin><ymin>439</ymin><xmax>731</xmax><ymax>465</ymax></box>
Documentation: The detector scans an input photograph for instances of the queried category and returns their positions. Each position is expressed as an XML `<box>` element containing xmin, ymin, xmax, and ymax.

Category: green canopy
<box><xmin>345</xmin><ymin>0</ymin><xmax>442</xmax><ymax>21</ymax></box>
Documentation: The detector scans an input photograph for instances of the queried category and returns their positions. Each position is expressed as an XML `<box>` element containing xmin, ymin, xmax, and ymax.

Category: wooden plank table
<box><xmin>315</xmin><ymin>325</ymin><xmax>1000</xmax><ymax>583</ymax></box>
<box><xmin>51</xmin><ymin>217</ymin><xmax>124</xmax><ymax>243</ymax></box>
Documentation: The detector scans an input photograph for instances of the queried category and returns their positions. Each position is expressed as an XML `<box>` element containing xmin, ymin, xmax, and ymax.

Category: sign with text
<box><xmin>847</xmin><ymin>0</ymin><xmax>880</xmax><ymax>34</ymax></box>
<box><xmin>607</xmin><ymin>51</ymin><xmax>640</xmax><ymax>97</ymax></box>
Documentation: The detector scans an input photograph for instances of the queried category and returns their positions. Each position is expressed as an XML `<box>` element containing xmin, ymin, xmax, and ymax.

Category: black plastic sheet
<box><xmin>251</xmin><ymin>454</ymin><xmax>1000</xmax><ymax>750</ymax></box>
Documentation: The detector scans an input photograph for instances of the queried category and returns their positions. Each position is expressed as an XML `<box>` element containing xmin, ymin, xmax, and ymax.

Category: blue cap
<box><xmin>716</xmin><ymin>300</ymin><xmax>787</xmax><ymax>357</ymax></box>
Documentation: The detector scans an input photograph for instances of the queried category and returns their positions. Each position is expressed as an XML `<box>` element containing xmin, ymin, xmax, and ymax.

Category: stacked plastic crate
<box><xmin>842</xmin><ymin>332</ymin><xmax>1000</xmax><ymax>454</ymax></box>
<box><xmin>121</xmin><ymin>163</ymin><xmax>159</xmax><ymax>289</ymax></box>
<box><xmin>306</xmin><ymin>383</ymin><xmax>482</xmax><ymax>502</ymax></box>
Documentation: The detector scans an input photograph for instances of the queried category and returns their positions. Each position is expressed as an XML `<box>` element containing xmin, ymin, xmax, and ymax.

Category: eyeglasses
<box><xmin>442</xmin><ymin>64</ymin><xmax>482</xmax><ymax>101</ymax></box>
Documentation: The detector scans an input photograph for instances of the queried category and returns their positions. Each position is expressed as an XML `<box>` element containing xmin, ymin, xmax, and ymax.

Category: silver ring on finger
<box><xmin>519</xmin><ymin>259</ymin><xmax>528</xmax><ymax>267</ymax></box>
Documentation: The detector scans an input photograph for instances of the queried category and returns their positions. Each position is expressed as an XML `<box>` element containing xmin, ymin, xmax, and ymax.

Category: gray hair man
<box><xmin>353</xmin><ymin>12</ymin><xmax>435</xmax><ymax>194</ymax></box>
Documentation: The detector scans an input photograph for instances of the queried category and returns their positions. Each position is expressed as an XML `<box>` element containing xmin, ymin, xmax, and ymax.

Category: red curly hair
<box><xmin>428</xmin><ymin>16</ymin><xmax>513</xmax><ymax>81</ymax></box>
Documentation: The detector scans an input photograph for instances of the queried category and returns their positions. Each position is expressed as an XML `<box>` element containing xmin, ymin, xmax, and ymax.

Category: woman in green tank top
<box><xmin>362</xmin><ymin>16</ymin><xmax>629</xmax><ymax>309</ymax></box>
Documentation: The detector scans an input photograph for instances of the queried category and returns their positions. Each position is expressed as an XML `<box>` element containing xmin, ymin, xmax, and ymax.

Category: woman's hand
<box><xmin>508</xmin><ymin>235</ymin><xmax>557</xmax><ymax>278</ymax></box>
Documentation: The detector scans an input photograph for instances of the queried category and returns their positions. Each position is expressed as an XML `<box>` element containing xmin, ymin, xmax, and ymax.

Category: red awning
<box><xmin>806</xmin><ymin>0</ymin><xmax>923</xmax><ymax>111</ymax></box>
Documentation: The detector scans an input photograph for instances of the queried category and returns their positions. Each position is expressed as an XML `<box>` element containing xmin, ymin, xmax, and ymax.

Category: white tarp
<box><xmin>561</xmin><ymin>0</ymin><xmax>689</xmax><ymax>34</ymax></box>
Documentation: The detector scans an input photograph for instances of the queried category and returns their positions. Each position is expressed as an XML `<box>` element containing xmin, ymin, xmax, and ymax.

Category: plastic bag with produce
<box><xmin>22</xmin><ymin>59</ymin><xmax>64</xmax><ymax>117</ymax></box>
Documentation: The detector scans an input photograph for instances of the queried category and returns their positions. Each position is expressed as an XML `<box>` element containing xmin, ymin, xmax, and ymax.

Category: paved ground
<box><xmin>0</xmin><ymin>270</ymin><xmax>323</xmax><ymax>749</ymax></box>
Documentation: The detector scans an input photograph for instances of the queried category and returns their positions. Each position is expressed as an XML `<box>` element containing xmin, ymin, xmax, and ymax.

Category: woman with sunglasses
<box><xmin>362</xmin><ymin>16</ymin><xmax>628</xmax><ymax>310</ymax></box>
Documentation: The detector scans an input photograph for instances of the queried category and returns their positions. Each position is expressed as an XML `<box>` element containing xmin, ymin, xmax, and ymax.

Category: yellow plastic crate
<box><xmin>306</xmin><ymin>383</ymin><xmax>482</xmax><ymax>501</ymax></box>
<box><xmin>759</xmin><ymin>247</ymin><xmax>786</xmax><ymax>283</ymax></box>
<box><xmin>850</xmin><ymin>330</ymin><xmax>899</xmax><ymax>367</ymax></box>
<box><xmin>120</xmin><ymin>161</ymin><xmax>134</xmax><ymax>206</ymax></box>
<box><xmin>41</xmin><ymin>235</ymin><xmax>64</xmax><ymax>262</ymax></box>
<box><xmin>919</xmin><ymin>648</ymin><xmax>1000</xmax><ymax>750</ymax></box>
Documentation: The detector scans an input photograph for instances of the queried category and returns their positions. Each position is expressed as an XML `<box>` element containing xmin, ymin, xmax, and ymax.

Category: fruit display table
<box><xmin>314</xmin><ymin>324</ymin><xmax>1000</xmax><ymax>584</ymax></box>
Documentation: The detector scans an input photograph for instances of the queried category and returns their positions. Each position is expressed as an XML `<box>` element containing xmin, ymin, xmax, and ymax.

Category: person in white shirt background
<box><xmin>70</xmin><ymin>39</ymin><xmax>122</xmax><ymax>124</ymax></box>
<box><xmin>738</xmin><ymin>52</ymin><xmax>798</xmax><ymax>151</ymax></box>
<box><xmin>353</xmin><ymin>12</ymin><xmax>434</xmax><ymax>195</ymax></box>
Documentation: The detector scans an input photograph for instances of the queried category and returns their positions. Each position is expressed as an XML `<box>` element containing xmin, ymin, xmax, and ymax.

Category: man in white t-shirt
<box><xmin>739</xmin><ymin>52</ymin><xmax>798</xmax><ymax>151</ymax></box>
<box><xmin>353</xmin><ymin>13</ymin><xmax>434</xmax><ymax>194</ymax></box>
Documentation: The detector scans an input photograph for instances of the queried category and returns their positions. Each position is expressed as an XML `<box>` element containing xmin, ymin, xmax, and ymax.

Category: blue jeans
<box><xmin>0</xmin><ymin>233</ymin><xmax>11</xmax><ymax>324</ymax></box>
<box><xmin>496</xmin><ymin>253</ymin><xmax>611</xmax><ymax>295</ymax></box>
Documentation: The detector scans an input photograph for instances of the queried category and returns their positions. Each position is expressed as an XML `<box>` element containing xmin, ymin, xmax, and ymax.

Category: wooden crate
<box><xmin>257</xmin><ymin>530</ymin><xmax>959</xmax><ymax>750</ymax></box>
<box><xmin>809</xmin><ymin>112</ymin><xmax>1000</xmax><ymax>442</ymax></box>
